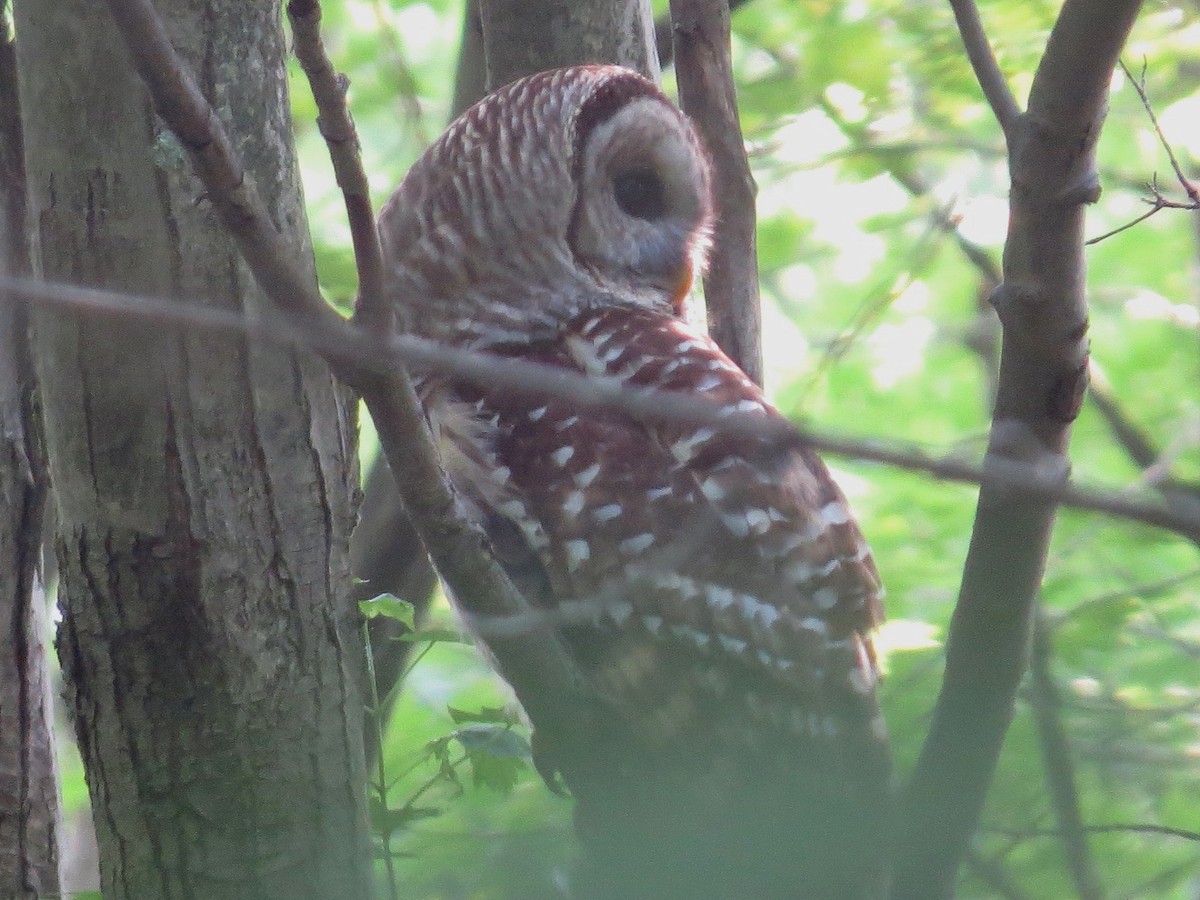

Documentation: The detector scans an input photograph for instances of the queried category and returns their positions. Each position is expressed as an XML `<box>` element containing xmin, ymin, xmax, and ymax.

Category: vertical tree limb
<box><xmin>893</xmin><ymin>2</ymin><xmax>1144</xmax><ymax>896</ymax></box>
<box><xmin>669</xmin><ymin>0</ymin><xmax>763</xmax><ymax>386</ymax></box>
<box><xmin>478</xmin><ymin>0</ymin><xmax>660</xmax><ymax>89</ymax></box>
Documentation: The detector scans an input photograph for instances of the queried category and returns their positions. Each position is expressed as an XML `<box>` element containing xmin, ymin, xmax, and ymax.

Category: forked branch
<box><xmin>892</xmin><ymin>1</ymin><xmax>1144</xmax><ymax>896</ymax></box>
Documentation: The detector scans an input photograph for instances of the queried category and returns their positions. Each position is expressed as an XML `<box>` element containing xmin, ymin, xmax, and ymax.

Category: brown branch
<box><xmin>1085</xmin><ymin>199</ymin><xmax>1169</xmax><ymax>244</ymax></box>
<box><xmin>892</xmin><ymin>2</ymin><xmax>1145</xmax><ymax>896</ymax></box>
<box><xmin>669</xmin><ymin>0</ymin><xmax>763</xmax><ymax>385</ymax></box>
<box><xmin>285</xmin><ymin>0</ymin><xmax>386</xmax><ymax>331</ymax></box>
<box><xmin>1028</xmin><ymin>609</ymin><xmax>1105</xmax><ymax>900</ymax></box>
<box><xmin>100</xmin><ymin>0</ymin><xmax>589</xmax><ymax>734</ymax></box>
<box><xmin>352</xmin><ymin>0</ymin><xmax>486</xmax><ymax>764</ymax></box>
<box><xmin>8</xmin><ymin>274</ymin><xmax>1200</xmax><ymax>543</ymax></box>
<box><xmin>949</xmin><ymin>0</ymin><xmax>1021</xmax><ymax>136</ymax></box>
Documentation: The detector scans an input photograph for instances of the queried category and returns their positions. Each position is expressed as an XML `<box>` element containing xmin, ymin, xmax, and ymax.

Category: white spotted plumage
<box><xmin>381</xmin><ymin>64</ymin><xmax>889</xmax><ymax>897</ymax></box>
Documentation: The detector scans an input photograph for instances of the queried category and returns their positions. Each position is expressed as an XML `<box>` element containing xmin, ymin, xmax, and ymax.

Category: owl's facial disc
<box><xmin>570</xmin><ymin>95</ymin><xmax>712</xmax><ymax>310</ymax></box>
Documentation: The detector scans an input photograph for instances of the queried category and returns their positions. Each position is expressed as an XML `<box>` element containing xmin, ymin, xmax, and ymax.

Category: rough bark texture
<box><xmin>12</xmin><ymin>1</ymin><xmax>369</xmax><ymax>898</ymax></box>
<box><xmin>479</xmin><ymin>0</ymin><xmax>660</xmax><ymax>89</ymax></box>
<box><xmin>0</xmin><ymin>13</ymin><xmax>61</xmax><ymax>896</ymax></box>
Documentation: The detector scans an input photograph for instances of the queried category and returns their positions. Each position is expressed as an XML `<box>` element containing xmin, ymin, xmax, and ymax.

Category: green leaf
<box><xmin>358</xmin><ymin>593</ymin><xmax>415</xmax><ymax>629</ymax></box>
<box><xmin>466</xmin><ymin>748</ymin><xmax>526</xmax><ymax>794</ymax></box>
<box><xmin>453</xmin><ymin>723</ymin><xmax>532</xmax><ymax>794</ymax></box>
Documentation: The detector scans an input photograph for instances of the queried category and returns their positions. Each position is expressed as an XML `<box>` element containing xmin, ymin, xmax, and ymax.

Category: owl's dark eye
<box><xmin>612</xmin><ymin>167</ymin><xmax>667</xmax><ymax>220</ymax></box>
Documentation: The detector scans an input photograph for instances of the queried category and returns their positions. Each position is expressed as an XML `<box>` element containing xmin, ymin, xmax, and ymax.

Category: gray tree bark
<box><xmin>479</xmin><ymin>0</ymin><xmax>660</xmax><ymax>89</ymax></box>
<box><xmin>12</xmin><ymin>1</ymin><xmax>369</xmax><ymax>898</ymax></box>
<box><xmin>0</xmin><ymin>11</ymin><xmax>61</xmax><ymax>897</ymax></box>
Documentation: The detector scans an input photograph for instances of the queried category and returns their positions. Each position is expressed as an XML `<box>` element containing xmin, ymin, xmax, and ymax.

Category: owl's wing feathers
<box><xmin>427</xmin><ymin>302</ymin><xmax>887</xmax><ymax>775</ymax></box>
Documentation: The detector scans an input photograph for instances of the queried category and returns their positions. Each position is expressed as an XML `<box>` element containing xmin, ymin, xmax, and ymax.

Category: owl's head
<box><xmin>379</xmin><ymin>66</ymin><xmax>713</xmax><ymax>345</ymax></box>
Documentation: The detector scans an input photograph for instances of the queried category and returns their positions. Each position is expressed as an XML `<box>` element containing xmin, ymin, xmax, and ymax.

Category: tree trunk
<box><xmin>479</xmin><ymin>0</ymin><xmax>660</xmax><ymax>89</ymax></box>
<box><xmin>12</xmin><ymin>1</ymin><xmax>369</xmax><ymax>897</ymax></box>
<box><xmin>0</xmin><ymin>14</ymin><xmax>61</xmax><ymax>896</ymax></box>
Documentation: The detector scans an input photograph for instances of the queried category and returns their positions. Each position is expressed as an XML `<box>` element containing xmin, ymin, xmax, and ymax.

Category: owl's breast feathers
<box><xmin>419</xmin><ymin>304</ymin><xmax>889</xmax><ymax>791</ymax></box>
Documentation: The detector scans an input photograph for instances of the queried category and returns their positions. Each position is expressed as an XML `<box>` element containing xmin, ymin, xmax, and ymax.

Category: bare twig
<box><xmin>7</xmin><ymin>274</ymin><xmax>1200</xmax><ymax>543</ymax></box>
<box><xmin>670</xmin><ymin>0</ymin><xmax>763</xmax><ymax>385</ymax></box>
<box><xmin>285</xmin><ymin>0</ymin><xmax>387</xmax><ymax>330</ymax></box>
<box><xmin>1085</xmin><ymin>200</ymin><xmax>1166</xmax><ymax>244</ymax></box>
<box><xmin>893</xmin><ymin>2</ymin><xmax>1145</xmax><ymax>896</ymax></box>
<box><xmin>949</xmin><ymin>0</ymin><xmax>1021</xmax><ymax>136</ymax></box>
<box><xmin>1120</xmin><ymin>58</ymin><xmax>1200</xmax><ymax>204</ymax></box>
<box><xmin>989</xmin><ymin>823</ymin><xmax>1200</xmax><ymax>843</ymax></box>
<box><xmin>1087</xmin><ymin>60</ymin><xmax>1200</xmax><ymax>244</ymax></box>
<box><xmin>1028</xmin><ymin>609</ymin><xmax>1105</xmax><ymax>900</ymax></box>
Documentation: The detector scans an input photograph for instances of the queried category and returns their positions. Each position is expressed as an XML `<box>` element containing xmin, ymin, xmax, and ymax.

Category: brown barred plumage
<box><xmin>380</xmin><ymin>64</ymin><xmax>890</xmax><ymax>899</ymax></box>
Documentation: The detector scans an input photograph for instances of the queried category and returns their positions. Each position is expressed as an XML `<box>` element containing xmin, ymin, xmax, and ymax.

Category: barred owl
<box><xmin>379</xmin><ymin>65</ymin><xmax>890</xmax><ymax>899</ymax></box>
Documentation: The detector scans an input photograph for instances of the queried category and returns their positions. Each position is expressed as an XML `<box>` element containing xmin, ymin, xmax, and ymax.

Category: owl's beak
<box><xmin>669</xmin><ymin>262</ymin><xmax>695</xmax><ymax>316</ymax></box>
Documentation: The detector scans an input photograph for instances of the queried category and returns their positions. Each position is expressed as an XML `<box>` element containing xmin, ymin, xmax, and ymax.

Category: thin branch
<box><xmin>1085</xmin><ymin>200</ymin><xmax>1169</xmax><ymax>244</ymax></box>
<box><xmin>7</xmin><ymin>274</ymin><xmax>1200</xmax><ymax>543</ymax></box>
<box><xmin>1028</xmin><ymin>609</ymin><xmax>1105</xmax><ymax>900</ymax></box>
<box><xmin>101</xmin><ymin>0</ymin><xmax>589</xmax><ymax>735</ymax></box>
<box><xmin>989</xmin><ymin>823</ymin><xmax>1200</xmax><ymax>843</ymax></box>
<box><xmin>670</xmin><ymin>0</ymin><xmax>763</xmax><ymax>385</ymax></box>
<box><xmin>893</xmin><ymin>2</ymin><xmax>1145</xmax><ymax>896</ymax></box>
<box><xmin>1120</xmin><ymin>58</ymin><xmax>1200</xmax><ymax>205</ymax></box>
<box><xmin>285</xmin><ymin>0</ymin><xmax>387</xmax><ymax>331</ymax></box>
<box><xmin>949</xmin><ymin>0</ymin><xmax>1021</xmax><ymax>136</ymax></box>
